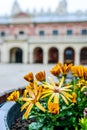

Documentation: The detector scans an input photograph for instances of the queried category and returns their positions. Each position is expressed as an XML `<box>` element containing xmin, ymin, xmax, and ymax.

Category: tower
<box><xmin>56</xmin><ymin>0</ymin><xmax>67</xmax><ymax>15</ymax></box>
<box><xmin>11</xmin><ymin>0</ymin><xmax>22</xmax><ymax>16</ymax></box>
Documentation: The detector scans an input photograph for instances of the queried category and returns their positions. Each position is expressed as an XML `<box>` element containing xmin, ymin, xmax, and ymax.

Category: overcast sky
<box><xmin>0</xmin><ymin>0</ymin><xmax>87</xmax><ymax>16</ymax></box>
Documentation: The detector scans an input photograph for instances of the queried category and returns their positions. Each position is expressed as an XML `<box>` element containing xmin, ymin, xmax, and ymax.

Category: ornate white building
<box><xmin>0</xmin><ymin>0</ymin><xmax>87</xmax><ymax>65</ymax></box>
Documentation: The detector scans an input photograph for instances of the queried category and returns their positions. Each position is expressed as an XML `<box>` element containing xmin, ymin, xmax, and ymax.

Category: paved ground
<box><xmin>0</xmin><ymin>64</ymin><xmax>54</xmax><ymax>94</ymax></box>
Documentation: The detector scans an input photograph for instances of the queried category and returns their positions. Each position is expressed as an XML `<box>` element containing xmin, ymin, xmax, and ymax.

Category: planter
<box><xmin>0</xmin><ymin>88</ymin><xmax>25</xmax><ymax>130</ymax></box>
<box><xmin>0</xmin><ymin>102</ymin><xmax>21</xmax><ymax>130</ymax></box>
<box><xmin>0</xmin><ymin>102</ymin><xmax>14</xmax><ymax>129</ymax></box>
<box><xmin>0</xmin><ymin>102</ymin><xmax>32</xmax><ymax>130</ymax></box>
<box><xmin>2</xmin><ymin>62</ymin><xmax>87</xmax><ymax>130</ymax></box>
<box><xmin>0</xmin><ymin>102</ymin><xmax>79</xmax><ymax>130</ymax></box>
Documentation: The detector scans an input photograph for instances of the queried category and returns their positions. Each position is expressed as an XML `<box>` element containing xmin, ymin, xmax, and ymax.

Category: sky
<box><xmin>0</xmin><ymin>0</ymin><xmax>87</xmax><ymax>16</ymax></box>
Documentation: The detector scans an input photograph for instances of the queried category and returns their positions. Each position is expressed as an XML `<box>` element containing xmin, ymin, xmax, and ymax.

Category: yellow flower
<box><xmin>20</xmin><ymin>80</ymin><xmax>45</xmax><ymax>119</ymax></box>
<box><xmin>35</xmin><ymin>71</ymin><xmax>46</xmax><ymax>82</ymax></box>
<box><xmin>72</xmin><ymin>92</ymin><xmax>77</xmax><ymax>103</ymax></box>
<box><xmin>76</xmin><ymin>79</ymin><xmax>87</xmax><ymax>91</ymax></box>
<box><xmin>7</xmin><ymin>91</ymin><xmax>19</xmax><ymax>101</ymax></box>
<box><xmin>24</xmin><ymin>72</ymin><xmax>34</xmax><ymax>82</ymax></box>
<box><xmin>23</xmin><ymin>89</ymin><xmax>28</xmax><ymax>98</ymax></box>
<box><xmin>48</xmin><ymin>102</ymin><xmax>60</xmax><ymax>114</ymax></box>
<box><xmin>41</xmin><ymin>76</ymin><xmax>72</xmax><ymax>105</ymax></box>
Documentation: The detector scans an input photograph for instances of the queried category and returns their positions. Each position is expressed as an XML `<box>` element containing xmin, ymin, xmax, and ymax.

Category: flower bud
<box><xmin>24</xmin><ymin>72</ymin><xmax>34</xmax><ymax>82</ymax></box>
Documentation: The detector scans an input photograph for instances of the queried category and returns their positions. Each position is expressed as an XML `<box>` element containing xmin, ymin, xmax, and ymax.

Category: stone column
<box><xmin>43</xmin><ymin>49</ymin><xmax>48</xmax><ymax>64</ymax></box>
<box><xmin>75</xmin><ymin>48</ymin><xmax>80</xmax><ymax>65</ymax></box>
<box><xmin>22</xmin><ymin>43</ymin><xmax>28</xmax><ymax>64</ymax></box>
<box><xmin>59</xmin><ymin>47</ymin><xmax>64</xmax><ymax>64</ymax></box>
<box><xmin>29</xmin><ymin>50</ymin><xmax>33</xmax><ymax>64</ymax></box>
<box><xmin>1</xmin><ymin>44</ymin><xmax>9</xmax><ymax>63</ymax></box>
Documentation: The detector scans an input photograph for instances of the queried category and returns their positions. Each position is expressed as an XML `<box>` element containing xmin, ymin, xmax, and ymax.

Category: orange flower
<box><xmin>35</xmin><ymin>71</ymin><xmax>46</xmax><ymax>82</ymax></box>
<box><xmin>57</xmin><ymin>62</ymin><xmax>73</xmax><ymax>75</ymax></box>
<box><xmin>50</xmin><ymin>64</ymin><xmax>60</xmax><ymax>77</ymax></box>
<box><xmin>7</xmin><ymin>91</ymin><xmax>19</xmax><ymax>101</ymax></box>
<box><xmin>84</xmin><ymin>67</ymin><xmax>87</xmax><ymax>80</ymax></box>
<box><xmin>24</xmin><ymin>72</ymin><xmax>34</xmax><ymax>82</ymax></box>
<box><xmin>50</xmin><ymin>62</ymin><xmax>72</xmax><ymax>77</ymax></box>
<box><xmin>71</xmin><ymin>66</ymin><xmax>83</xmax><ymax>77</ymax></box>
<box><xmin>72</xmin><ymin>92</ymin><xmax>77</xmax><ymax>103</ymax></box>
<box><xmin>48</xmin><ymin>102</ymin><xmax>60</xmax><ymax>114</ymax></box>
<box><xmin>71</xmin><ymin>65</ymin><xmax>87</xmax><ymax>79</ymax></box>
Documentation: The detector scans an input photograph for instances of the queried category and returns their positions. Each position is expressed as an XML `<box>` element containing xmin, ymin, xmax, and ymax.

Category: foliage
<box><xmin>7</xmin><ymin>62</ymin><xmax>87</xmax><ymax>130</ymax></box>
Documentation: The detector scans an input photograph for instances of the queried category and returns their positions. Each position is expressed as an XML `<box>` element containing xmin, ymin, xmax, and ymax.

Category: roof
<box><xmin>33</xmin><ymin>13</ymin><xmax>87</xmax><ymax>23</ymax></box>
<box><xmin>0</xmin><ymin>0</ymin><xmax>87</xmax><ymax>24</ymax></box>
<box><xmin>0</xmin><ymin>13</ymin><xmax>87</xmax><ymax>25</ymax></box>
<box><xmin>0</xmin><ymin>17</ymin><xmax>11</xmax><ymax>24</ymax></box>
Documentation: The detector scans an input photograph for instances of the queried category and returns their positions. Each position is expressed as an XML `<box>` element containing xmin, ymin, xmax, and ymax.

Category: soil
<box><xmin>10</xmin><ymin>115</ymin><xmax>35</xmax><ymax>130</ymax></box>
<box><xmin>10</xmin><ymin>116</ymin><xmax>73</xmax><ymax>130</ymax></box>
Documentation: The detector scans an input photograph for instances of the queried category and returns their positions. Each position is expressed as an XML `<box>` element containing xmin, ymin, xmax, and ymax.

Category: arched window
<box><xmin>48</xmin><ymin>47</ymin><xmax>58</xmax><ymax>63</ymax></box>
<box><xmin>64</xmin><ymin>47</ymin><xmax>74</xmax><ymax>65</ymax></box>
<box><xmin>80</xmin><ymin>47</ymin><xmax>87</xmax><ymax>65</ymax></box>
<box><xmin>33</xmin><ymin>47</ymin><xmax>43</xmax><ymax>63</ymax></box>
<box><xmin>10</xmin><ymin>47</ymin><xmax>23</xmax><ymax>63</ymax></box>
<box><xmin>19</xmin><ymin>31</ymin><xmax>25</xmax><ymax>35</ymax></box>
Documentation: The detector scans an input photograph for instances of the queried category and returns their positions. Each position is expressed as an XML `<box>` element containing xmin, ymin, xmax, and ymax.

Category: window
<box><xmin>19</xmin><ymin>31</ymin><xmax>25</xmax><ymax>35</ymax></box>
<box><xmin>80</xmin><ymin>48</ymin><xmax>87</xmax><ymax>65</ymax></box>
<box><xmin>67</xmin><ymin>30</ymin><xmax>73</xmax><ymax>35</ymax></box>
<box><xmin>65</xmin><ymin>50</ymin><xmax>72</xmax><ymax>59</ymax></box>
<box><xmin>64</xmin><ymin>47</ymin><xmax>74</xmax><ymax>65</ymax></box>
<box><xmin>81</xmin><ymin>29</ymin><xmax>87</xmax><ymax>35</ymax></box>
<box><xmin>52</xmin><ymin>30</ymin><xmax>58</xmax><ymax>35</ymax></box>
<box><xmin>39</xmin><ymin>30</ymin><xmax>45</xmax><ymax>36</ymax></box>
<box><xmin>1</xmin><ymin>31</ymin><xmax>6</xmax><ymax>37</ymax></box>
<box><xmin>48</xmin><ymin>47</ymin><xmax>58</xmax><ymax>63</ymax></box>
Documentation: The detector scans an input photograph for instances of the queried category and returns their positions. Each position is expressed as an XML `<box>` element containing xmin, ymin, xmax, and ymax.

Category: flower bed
<box><xmin>7</xmin><ymin>62</ymin><xmax>87</xmax><ymax>130</ymax></box>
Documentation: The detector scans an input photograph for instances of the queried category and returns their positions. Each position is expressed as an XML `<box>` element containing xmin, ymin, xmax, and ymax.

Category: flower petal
<box><xmin>35</xmin><ymin>102</ymin><xmax>45</xmax><ymax>112</ymax></box>
<box><xmin>41</xmin><ymin>92</ymin><xmax>52</xmax><ymax>99</ymax></box>
<box><xmin>59</xmin><ymin>76</ymin><xmax>64</xmax><ymax>88</ymax></box>
<box><xmin>54</xmin><ymin>93</ymin><xmax>59</xmax><ymax>104</ymax></box>
<box><xmin>60</xmin><ymin>94</ymin><xmax>69</xmax><ymax>105</ymax></box>
<box><xmin>21</xmin><ymin>102</ymin><xmax>30</xmax><ymax>111</ymax></box>
<box><xmin>48</xmin><ymin>94</ymin><xmax>54</xmax><ymax>104</ymax></box>
<box><xmin>24</xmin><ymin>103</ymin><xmax>33</xmax><ymax>119</ymax></box>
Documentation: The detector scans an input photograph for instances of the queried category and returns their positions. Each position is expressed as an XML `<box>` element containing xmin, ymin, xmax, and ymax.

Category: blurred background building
<box><xmin>0</xmin><ymin>0</ymin><xmax>87</xmax><ymax>65</ymax></box>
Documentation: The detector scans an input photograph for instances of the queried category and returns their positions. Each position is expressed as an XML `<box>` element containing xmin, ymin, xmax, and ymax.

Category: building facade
<box><xmin>0</xmin><ymin>0</ymin><xmax>87</xmax><ymax>65</ymax></box>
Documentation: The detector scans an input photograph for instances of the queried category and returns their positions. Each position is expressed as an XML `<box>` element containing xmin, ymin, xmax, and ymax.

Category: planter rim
<box><xmin>0</xmin><ymin>101</ymin><xmax>15</xmax><ymax>130</ymax></box>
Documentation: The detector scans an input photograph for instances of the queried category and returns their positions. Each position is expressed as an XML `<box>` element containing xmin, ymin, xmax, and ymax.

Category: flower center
<box><xmin>54</xmin><ymin>86</ymin><xmax>60</xmax><ymax>93</ymax></box>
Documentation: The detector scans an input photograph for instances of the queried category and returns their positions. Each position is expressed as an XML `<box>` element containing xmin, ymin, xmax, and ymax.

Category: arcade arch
<box><xmin>10</xmin><ymin>47</ymin><xmax>23</xmax><ymax>63</ymax></box>
<box><xmin>33</xmin><ymin>47</ymin><xmax>43</xmax><ymax>63</ymax></box>
<box><xmin>64</xmin><ymin>47</ymin><xmax>74</xmax><ymax>65</ymax></box>
<box><xmin>48</xmin><ymin>47</ymin><xmax>58</xmax><ymax>63</ymax></box>
<box><xmin>80</xmin><ymin>47</ymin><xmax>87</xmax><ymax>65</ymax></box>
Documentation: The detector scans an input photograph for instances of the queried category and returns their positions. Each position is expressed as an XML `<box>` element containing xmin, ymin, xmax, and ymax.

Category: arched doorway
<box><xmin>64</xmin><ymin>47</ymin><xmax>74</xmax><ymax>65</ymax></box>
<box><xmin>33</xmin><ymin>47</ymin><xmax>43</xmax><ymax>63</ymax></box>
<box><xmin>80</xmin><ymin>47</ymin><xmax>87</xmax><ymax>65</ymax></box>
<box><xmin>10</xmin><ymin>47</ymin><xmax>23</xmax><ymax>63</ymax></box>
<box><xmin>48</xmin><ymin>47</ymin><xmax>58</xmax><ymax>63</ymax></box>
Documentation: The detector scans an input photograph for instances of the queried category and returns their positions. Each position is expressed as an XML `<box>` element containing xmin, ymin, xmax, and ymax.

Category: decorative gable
<box><xmin>12</xmin><ymin>12</ymin><xmax>31</xmax><ymax>18</ymax></box>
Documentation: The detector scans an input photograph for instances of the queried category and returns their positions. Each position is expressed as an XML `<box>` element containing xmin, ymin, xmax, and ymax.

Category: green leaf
<box><xmin>29</xmin><ymin>122</ymin><xmax>43</xmax><ymax>130</ymax></box>
<box><xmin>42</xmin><ymin>126</ymin><xmax>54</xmax><ymax>130</ymax></box>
